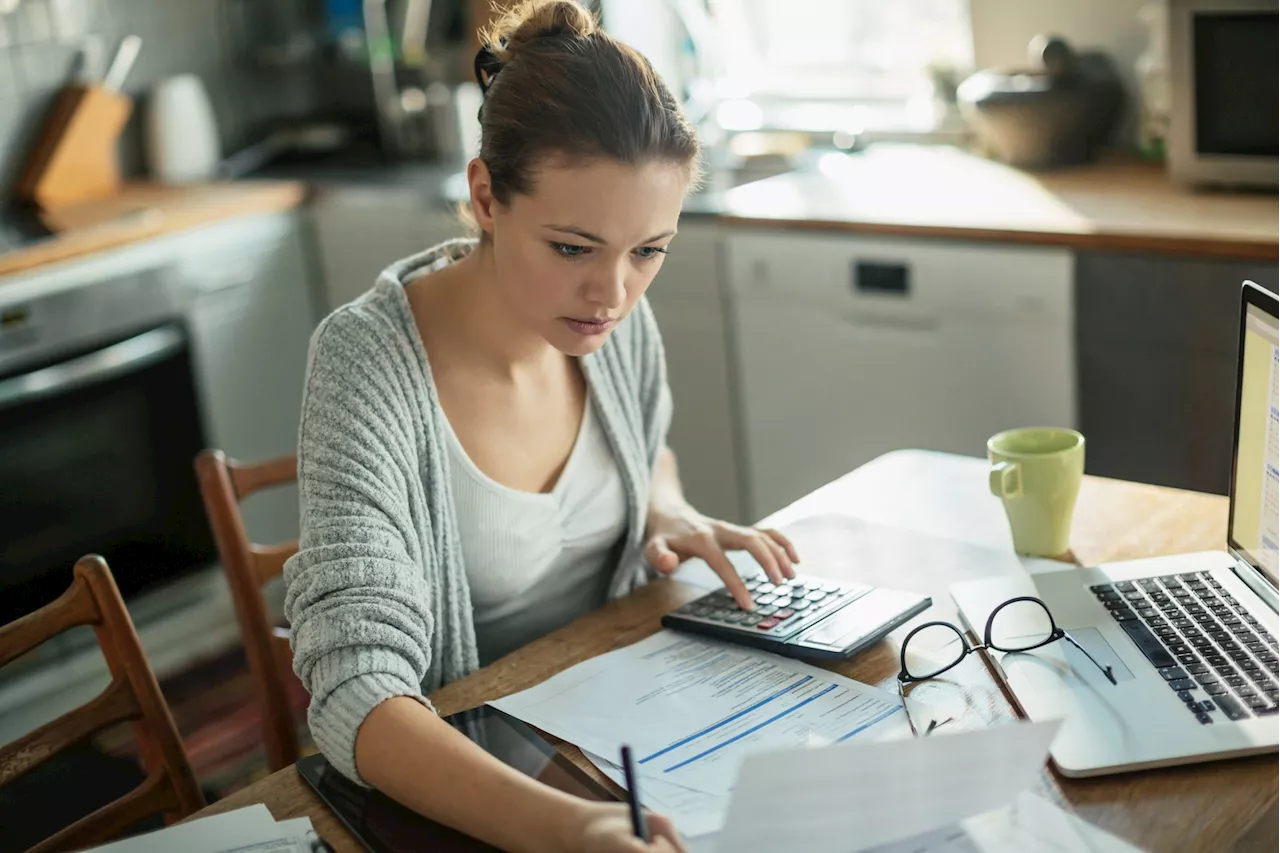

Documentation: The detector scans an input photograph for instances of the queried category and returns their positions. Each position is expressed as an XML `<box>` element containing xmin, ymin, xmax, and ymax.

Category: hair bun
<box><xmin>481</xmin><ymin>0</ymin><xmax>597</xmax><ymax>65</ymax></box>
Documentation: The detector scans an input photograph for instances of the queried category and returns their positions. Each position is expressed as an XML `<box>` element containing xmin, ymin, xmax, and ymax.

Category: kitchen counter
<box><xmin>0</xmin><ymin>181</ymin><xmax>306</xmax><ymax>278</ymax></box>
<box><xmin>719</xmin><ymin>146</ymin><xmax>1278</xmax><ymax>261</ymax></box>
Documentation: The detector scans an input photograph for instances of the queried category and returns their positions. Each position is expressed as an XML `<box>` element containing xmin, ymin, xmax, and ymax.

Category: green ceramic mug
<box><xmin>987</xmin><ymin>427</ymin><xmax>1085</xmax><ymax>557</ymax></box>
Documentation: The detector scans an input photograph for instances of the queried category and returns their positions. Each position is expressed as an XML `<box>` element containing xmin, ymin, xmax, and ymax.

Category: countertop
<box><xmin>273</xmin><ymin>144</ymin><xmax>1276</xmax><ymax>261</ymax></box>
<box><xmin>717</xmin><ymin>146</ymin><xmax>1278</xmax><ymax>261</ymax></box>
<box><xmin>2</xmin><ymin>145</ymin><xmax>1273</xmax><ymax>279</ymax></box>
<box><xmin>0</xmin><ymin>181</ymin><xmax>307</xmax><ymax>278</ymax></box>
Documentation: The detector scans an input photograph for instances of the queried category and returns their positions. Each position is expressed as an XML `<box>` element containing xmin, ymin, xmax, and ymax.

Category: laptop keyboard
<box><xmin>1092</xmin><ymin>571</ymin><xmax>1279</xmax><ymax>723</ymax></box>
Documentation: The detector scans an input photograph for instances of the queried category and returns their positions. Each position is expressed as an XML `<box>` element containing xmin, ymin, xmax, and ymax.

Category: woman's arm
<box><xmin>357</xmin><ymin>698</ymin><xmax>684</xmax><ymax>853</ymax></box>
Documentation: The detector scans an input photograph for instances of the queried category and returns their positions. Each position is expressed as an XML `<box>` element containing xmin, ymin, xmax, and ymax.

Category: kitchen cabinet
<box><xmin>726</xmin><ymin>230</ymin><xmax>1075</xmax><ymax>520</ymax></box>
<box><xmin>1076</xmin><ymin>252</ymin><xmax>1279</xmax><ymax>495</ymax></box>
<box><xmin>310</xmin><ymin>186</ymin><xmax>466</xmax><ymax>310</ymax></box>
<box><xmin>178</xmin><ymin>211</ymin><xmax>320</xmax><ymax>544</ymax></box>
<box><xmin>646</xmin><ymin>219</ymin><xmax>745</xmax><ymax>524</ymax></box>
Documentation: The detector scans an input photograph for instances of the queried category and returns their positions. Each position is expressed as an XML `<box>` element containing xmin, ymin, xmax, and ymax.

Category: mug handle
<box><xmin>989</xmin><ymin>461</ymin><xmax>1022</xmax><ymax>499</ymax></box>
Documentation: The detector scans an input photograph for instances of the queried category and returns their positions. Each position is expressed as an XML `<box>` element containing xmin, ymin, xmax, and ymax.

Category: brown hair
<box><xmin>472</xmin><ymin>0</ymin><xmax>701</xmax><ymax>206</ymax></box>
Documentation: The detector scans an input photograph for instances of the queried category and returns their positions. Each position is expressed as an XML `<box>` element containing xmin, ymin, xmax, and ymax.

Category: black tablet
<box><xmin>295</xmin><ymin>705</ymin><xmax>617</xmax><ymax>852</ymax></box>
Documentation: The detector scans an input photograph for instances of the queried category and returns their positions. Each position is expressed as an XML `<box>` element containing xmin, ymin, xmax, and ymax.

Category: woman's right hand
<box><xmin>575</xmin><ymin>802</ymin><xmax>687</xmax><ymax>853</ymax></box>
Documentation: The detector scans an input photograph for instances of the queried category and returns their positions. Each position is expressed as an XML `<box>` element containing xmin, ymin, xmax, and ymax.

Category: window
<box><xmin>703</xmin><ymin>0</ymin><xmax>972</xmax><ymax>127</ymax></box>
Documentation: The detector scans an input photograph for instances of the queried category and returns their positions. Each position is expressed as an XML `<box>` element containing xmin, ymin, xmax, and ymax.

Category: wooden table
<box><xmin>188</xmin><ymin>451</ymin><xmax>1279</xmax><ymax>852</ymax></box>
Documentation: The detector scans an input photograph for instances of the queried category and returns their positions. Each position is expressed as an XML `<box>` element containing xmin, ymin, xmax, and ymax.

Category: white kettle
<box><xmin>147</xmin><ymin>74</ymin><xmax>222</xmax><ymax>184</ymax></box>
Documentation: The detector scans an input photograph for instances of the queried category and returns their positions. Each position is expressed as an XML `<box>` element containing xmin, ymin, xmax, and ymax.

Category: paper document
<box><xmin>83</xmin><ymin>805</ymin><xmax>321</xmax><ymax>853</ymax></box>
<box><xmin>489</xmin><ymin>631</ymin><xmax>913</xmax><ymax>836</ymax></box>
<box><xmin>865</xmin><ymin>792</ymin><xmax>1146</xmax><ymax>853</ymax></box>
<box><xmin>714</xmin><ymin>720</ymin><xmax>1061</xmax><ymax>853</ymax></box>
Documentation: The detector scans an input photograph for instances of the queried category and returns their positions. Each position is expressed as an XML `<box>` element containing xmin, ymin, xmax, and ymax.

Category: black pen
<box><xmin>620</xmin><ymin>744</ymin><xmax>649</xmax><ymax>842</ymax></box>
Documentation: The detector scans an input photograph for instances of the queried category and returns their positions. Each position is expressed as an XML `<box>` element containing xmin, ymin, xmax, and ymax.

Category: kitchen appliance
<box><xmin>1167</xmin><ymin>0</ymin><xmax>1278</xmax><ymax>188</ymax></box>
<box><xmin>957</xmin><ymin>35</ymin><xmax>1123</xmax><ymax>169</ymax></box>
<box><xmin>0</xmin><ymin>268</ymin><xmax>215</xmax><ymax>626</ymax></box>
<box><xmin>147</xmin><ymin>74</ymin><xmax>223</xmax><ymax>184</ymax></box>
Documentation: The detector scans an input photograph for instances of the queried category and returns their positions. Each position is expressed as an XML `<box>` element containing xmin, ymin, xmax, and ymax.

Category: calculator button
<box><xmin>775</xmin><ymin>608</ymin><xmax>796</xmax><ymax>620</ymax></box>
<box><xmin>755</xmin><ymin>605</ymin><xmax>778</xmax><ymax>616</ymax></box>
<box><xmin>805</xmin><ymin>590</ymin><xmax>828</xmax><ymax>602</ymax></box>
<box><xmin>772</xmin><ymin>596</ymin><xmax>793</xmax><ymax>609</ymax></box>
<box><xmin>791</xmin><ymin>599</ymin><xmax>811</xmax><ymax>611</ymax></box>
<box><xmin>755</xmin><ymin>618</ymin><xmax>780</xmax><ymax>630</ymax></box>
<box><xmin>756</xmin><ymin>594</ymin><xmax>778</xmax><ymax>606</ymax></box>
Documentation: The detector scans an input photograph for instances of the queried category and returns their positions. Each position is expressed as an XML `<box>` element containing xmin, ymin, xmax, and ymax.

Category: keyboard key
<box><xmin>1137</xmin><ymin>608</ymin><xmax>1158</xmax><ymax>618</ymax></box>
<box><xmin>1198</xmin><ymin>699</ymin><xmax>1216</xmax><ymax>712</ymax></box>
<box><xmin>1090</xmin><ymin>584</ymin><xmax>1113</xmax><ymax>593</ymax></box>
<box><xmin>1258</xmin><ymin>706</ymin><xmax>1279</xmax><ymax>716</ymax></box>
<box><xmin>1169</xmin><ymin>644</ymin><xmax>1192</xmax><ymax>655</ymax></box>
<box><xmin>1116</xmin><ymin>582</ymin><xmax>1137</xmax><ymax>592</ymax></box>
<box><xmin>1111</xmin><ymin>610</ymin><xmax>1137</xmax><ymax>622</ymax></box>
<box><xmin>1229</xmin><ymin>650</ymin><xmax>1253</xmax><ymax>662</ymax></box>
<box><xmin>1124</xmin><ymin>591</ymin><xmax>1146</xmax><ymax>601</ymax></box>
<box><xmin>1213</xmin><ymin>694</ymin><xmax>1251</xmax><ymax>721</ymax></box>
<box><xmin>1196</xmin><ymin>712</ymin><xmax>1213</xmax><ymax>725</ymax></box>
<box><xmin>1205</xmin><ymin>683</ymin><xmax>1229</xmax><ymax>695</ymax></box>
<box><xmin>1177</xmin><ymin>653</ymin><xmax>1199</xmax><ymax>664</ymax></box>
<box><xmin>1190</xmin><ymin>637</ymin><xmax>1213</xmax><ymax>648</ymax></box>
<box><xmin>1168</xmin><ymin>678</ymin><xmax>1197</xmax><ymax>691</ymax></box>
<box><xmin>1243</xmin><ymin>695</ymin><xmax>1270</xmax><ymax>711</ymax></box>
<box><xmin>1177</xmin><ymin>690</ymin><xmax>1195</xmax><ymax>703</ymax></box>
<box><xmin>1195</xmin><ymin>672</ymin><xmax>1221</xmax><ymax>685</ymax></box>
<box><xmin>1155</xmin><ymin>626</ymin><xmax>1177</xmax><ymax>637</ymax></box>
<box><xmin>1226</xmin><ymin>675</ymin><xmax>1247</xmax><ymax>687</ymax></box>
<box><xmin>1173</xmin><ymin>618</ymin><xmax>1195</xmax><ymax>629</ymax></box>
<box><xmin>1104</xmin><ymin>599</ymin><xmax>1130</xmax><ymax>611</ymax></box>
<box><xmin>1188</xmin><ymin>663</ymin><xmax>1210</xmax><ymax>675</ymax></box>
<box><xmin>1215</xmin><ymin>664</ymin><xmax>1237</xmax><ymax>676</ymax></box>
<box><xmin>1121</xmin><ymin>620</ymin><xmax>1177</xmax><ymax>668</ymax></box>
<box><xmin>1159</xmin><ymin>667</ymin><xmax>1187</xmax><ymax>681</ymax></box>
<box><xmin>1140</xmin><ymin>579</ymin><xmax>1161</xmax><ymax>591</ymax></box>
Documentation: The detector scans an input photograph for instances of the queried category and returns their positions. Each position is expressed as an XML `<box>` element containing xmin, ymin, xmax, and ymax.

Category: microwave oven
<box><xmin>1168</xmin><ymin>0</ymin><xmax>1278</xmax><ymax>188</ymax></box>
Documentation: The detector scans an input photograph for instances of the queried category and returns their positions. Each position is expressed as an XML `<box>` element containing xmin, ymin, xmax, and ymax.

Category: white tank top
<box><xmin>442</xmin><ymin>398</ymin><xmax>628</xmax><ymax>665</ymax></box>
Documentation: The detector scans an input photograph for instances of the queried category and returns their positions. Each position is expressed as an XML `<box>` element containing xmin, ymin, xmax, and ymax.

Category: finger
<box><xmin>732</xmin><ymin>530</ymin><xmax>784</xmax><ymax>586</ymax></box>
<box><xmin>644</xmin><ymin>536</ymin><xmax>681</xmax><ymax>575</ymax></box>
<box><xmin>691</xmin><ymin>535</ymin><xmax>754</xmax><ymax>610</ymax></box>
<box><xmin>647</xmin><ymin>814</ymin><xmax>686</xmax><ymax>853</ymax></box>
<box><xmin>762</xmin><ymin>528</ymin><xmax>800</xmax><ymax>564</ymax></box>
<box><xmin>765</xmin><ymin>535</ymin><xmax>795</xmax><ymax>579</ymax></box>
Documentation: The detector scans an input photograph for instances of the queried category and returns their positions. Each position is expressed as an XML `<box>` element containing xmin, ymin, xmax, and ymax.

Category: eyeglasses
<box><xmin>896</xmin><ymin>595</ymin><xmax>1117</xmax><ymax>737</ymax></box>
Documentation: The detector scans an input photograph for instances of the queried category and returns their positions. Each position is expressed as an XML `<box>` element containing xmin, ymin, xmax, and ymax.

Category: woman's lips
<box><xmin>561</xmin><ymin>317</ymin><xmax>617</xmax><ymax>336</ymax></box>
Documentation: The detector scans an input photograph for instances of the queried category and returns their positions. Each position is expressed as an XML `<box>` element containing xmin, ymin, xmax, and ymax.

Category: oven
<box><xmin>0</xmin><ymin>266</ymin><xmax>214</xmax><ymax>626</ymax></box>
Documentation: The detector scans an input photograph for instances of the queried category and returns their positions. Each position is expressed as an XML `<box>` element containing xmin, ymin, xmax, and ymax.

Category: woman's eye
<box><xmin>634</xmin><ymin>246</ymin><xmax>668</xmax><ymax>261</ymax></box>
<box><xmin>551</xmin><ymin>242</ymin><xmax>590</xmax><ymax>258</ymax></box>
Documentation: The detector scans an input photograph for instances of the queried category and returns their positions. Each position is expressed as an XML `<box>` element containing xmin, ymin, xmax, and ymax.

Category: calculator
<box><xmin>661</xmin><ymin>573</ymin><xmax>932</xmax><ymax>661</ymax></box>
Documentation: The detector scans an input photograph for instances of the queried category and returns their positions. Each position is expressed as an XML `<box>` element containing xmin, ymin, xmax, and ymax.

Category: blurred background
<box><xmin>0</xmin><ymin>0</ymin><xmax>1276</xmax><ymax>832</ymax></box>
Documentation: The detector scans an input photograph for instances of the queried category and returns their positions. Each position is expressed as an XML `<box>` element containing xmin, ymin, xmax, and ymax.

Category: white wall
<box><xmin>969</xmin><ymin>0</ymin><xmax>1153</xmax><ymax>147</ymax></box>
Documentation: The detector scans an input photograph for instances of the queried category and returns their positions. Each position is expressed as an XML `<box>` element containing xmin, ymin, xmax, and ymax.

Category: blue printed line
<box><xmin>835</xmin><ymin>705</ymin><xmax>903</xmax><ymax>742</ymax></box>
<box><xmin>639</xmin><ymin>675</ymin><xmax>812</xmax><ymax>764</ymax></box>
<box><xmin>662</xmin><ymin>683</ymin><xmax>838</xmax><ymax>773</ymax></box>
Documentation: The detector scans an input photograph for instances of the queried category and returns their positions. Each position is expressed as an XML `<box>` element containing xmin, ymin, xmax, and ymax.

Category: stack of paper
<box><xmin>83</xmin><ymin>804</ymin><xmax>322</xmax><ymax>853</ymax></box>
<box><xmin>489</xmin><ymin>630</ymin><xmax>923</xmax><ymax>839</ymax></box>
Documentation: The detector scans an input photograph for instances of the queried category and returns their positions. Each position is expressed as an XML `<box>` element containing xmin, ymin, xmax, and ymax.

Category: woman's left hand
<box><xmin>643</xmin><ymin>506</ymin><xmax>799</xmax><ymax>611</ymax></box>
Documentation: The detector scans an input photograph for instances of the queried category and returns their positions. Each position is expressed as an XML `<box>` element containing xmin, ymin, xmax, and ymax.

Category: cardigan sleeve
<box><xmin>283</xmin><ymin>307</ymin><xmax>436</xmax><ymax>786</ymax></box>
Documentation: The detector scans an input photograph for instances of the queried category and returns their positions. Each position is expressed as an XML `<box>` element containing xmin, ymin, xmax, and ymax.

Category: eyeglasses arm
<box><xmin>1061</xmin><ymin>632</ymin><xmax>1117</xmax><ymax>685</ymax></box>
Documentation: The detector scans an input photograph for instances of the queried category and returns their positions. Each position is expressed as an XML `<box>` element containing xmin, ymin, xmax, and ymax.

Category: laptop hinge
<box><xmin>1231</xmin><ymin>551</ymin><xmax>1279</xmax><ymax>614</ymax></box>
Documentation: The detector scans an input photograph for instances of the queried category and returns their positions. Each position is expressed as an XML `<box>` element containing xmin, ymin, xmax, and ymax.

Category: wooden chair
<box><xmin>0</xmin><ymin>556</ymin><xmax>206</xmax><ymax>853</ymax></box>
<box><xmin>194</xmin><ymin>449</ymin><xmax>300</xmax><ymax>772</ymax></box>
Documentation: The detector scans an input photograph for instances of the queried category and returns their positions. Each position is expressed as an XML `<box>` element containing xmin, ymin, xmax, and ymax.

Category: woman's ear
<box><xmin>467</xmin><ymin>158</ymin><xmax>499</xmax><ymax>237</ymax></box>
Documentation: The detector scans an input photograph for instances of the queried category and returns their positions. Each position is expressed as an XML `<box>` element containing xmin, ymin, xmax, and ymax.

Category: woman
<box><xmin>284</xmin><ymin>2</ymin><xmax>798</xmax><ymax>850</ymax></box>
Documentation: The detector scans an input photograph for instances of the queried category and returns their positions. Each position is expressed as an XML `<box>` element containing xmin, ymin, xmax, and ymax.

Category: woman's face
<box><xmin>476</xmin><ymin>156</ymin><xmax>689</xmax><ymax>357</ymax></box>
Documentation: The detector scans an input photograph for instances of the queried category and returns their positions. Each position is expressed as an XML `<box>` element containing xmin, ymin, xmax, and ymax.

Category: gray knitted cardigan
<box><xmin>283</xmin><ymin>240</ymin><xmax>671</xmax><ymax>785</ymax></box>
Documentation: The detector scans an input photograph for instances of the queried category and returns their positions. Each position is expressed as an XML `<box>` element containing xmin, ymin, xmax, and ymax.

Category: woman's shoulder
<box><xmin>310</xmin><ymin>240</ymin><xmax>475</xmax><ymax>363</ymax></box>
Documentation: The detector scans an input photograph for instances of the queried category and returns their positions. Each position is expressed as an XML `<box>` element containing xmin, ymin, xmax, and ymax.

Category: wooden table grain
<box><xmin>187</xmin><ymin>452</ymin><xmax>1279</xmax><ymax>853</ymax></box>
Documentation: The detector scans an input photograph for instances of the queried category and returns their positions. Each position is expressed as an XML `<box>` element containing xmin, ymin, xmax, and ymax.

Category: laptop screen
<box><xmin>1228</xmin><ymin>285</ymin><xmax>1279</xmax><ymax>587</ymax></box>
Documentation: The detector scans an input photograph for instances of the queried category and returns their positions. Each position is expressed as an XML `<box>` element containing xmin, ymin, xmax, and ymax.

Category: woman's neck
<box><xmin>416</xmin><ymin>244</ymin><xmax>566</xmax><ymax>384</ymax></box>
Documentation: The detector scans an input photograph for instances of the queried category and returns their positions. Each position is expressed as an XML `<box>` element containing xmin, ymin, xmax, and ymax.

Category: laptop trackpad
<box><xmin>1000</xmin><ymin>627</ymin><xmax>1137</xmax><ymax>694</ymax></box>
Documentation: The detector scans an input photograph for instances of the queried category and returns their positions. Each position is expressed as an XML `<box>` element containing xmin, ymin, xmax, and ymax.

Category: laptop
<box><xmin>951</xmin><ymin>280</ymin><xmax>1279</xmax><ymax>778</ymax></box>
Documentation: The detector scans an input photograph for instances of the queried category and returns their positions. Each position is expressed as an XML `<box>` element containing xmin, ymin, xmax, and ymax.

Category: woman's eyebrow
<box><xmin>544</xmin><ymin>224</ymin><xmax>676</xmax><ymax>244</ymax></box>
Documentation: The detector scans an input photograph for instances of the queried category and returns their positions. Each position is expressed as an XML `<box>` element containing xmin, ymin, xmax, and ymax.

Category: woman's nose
<box><xmin>585</xmin><ymin>263</ymin><xmax>627</xmax><ymax>309</ymax></box>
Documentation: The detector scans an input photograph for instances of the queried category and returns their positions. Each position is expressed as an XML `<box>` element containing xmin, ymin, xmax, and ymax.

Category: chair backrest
<box><xmin>194</xmin><ymin>449</ymin><xmax>300</xmax><ymax>772</ymax></box>
<box><xmin>0</xmin><ymin>556</ymin><xmax>206</xmax><ymax>853</ymax></box>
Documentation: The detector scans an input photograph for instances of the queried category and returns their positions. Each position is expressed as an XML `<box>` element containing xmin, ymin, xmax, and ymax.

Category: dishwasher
<box><xmin>725</xmin><ymin>230</ymin><xmax>1076</xmax><ymax>519</ymax></box>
